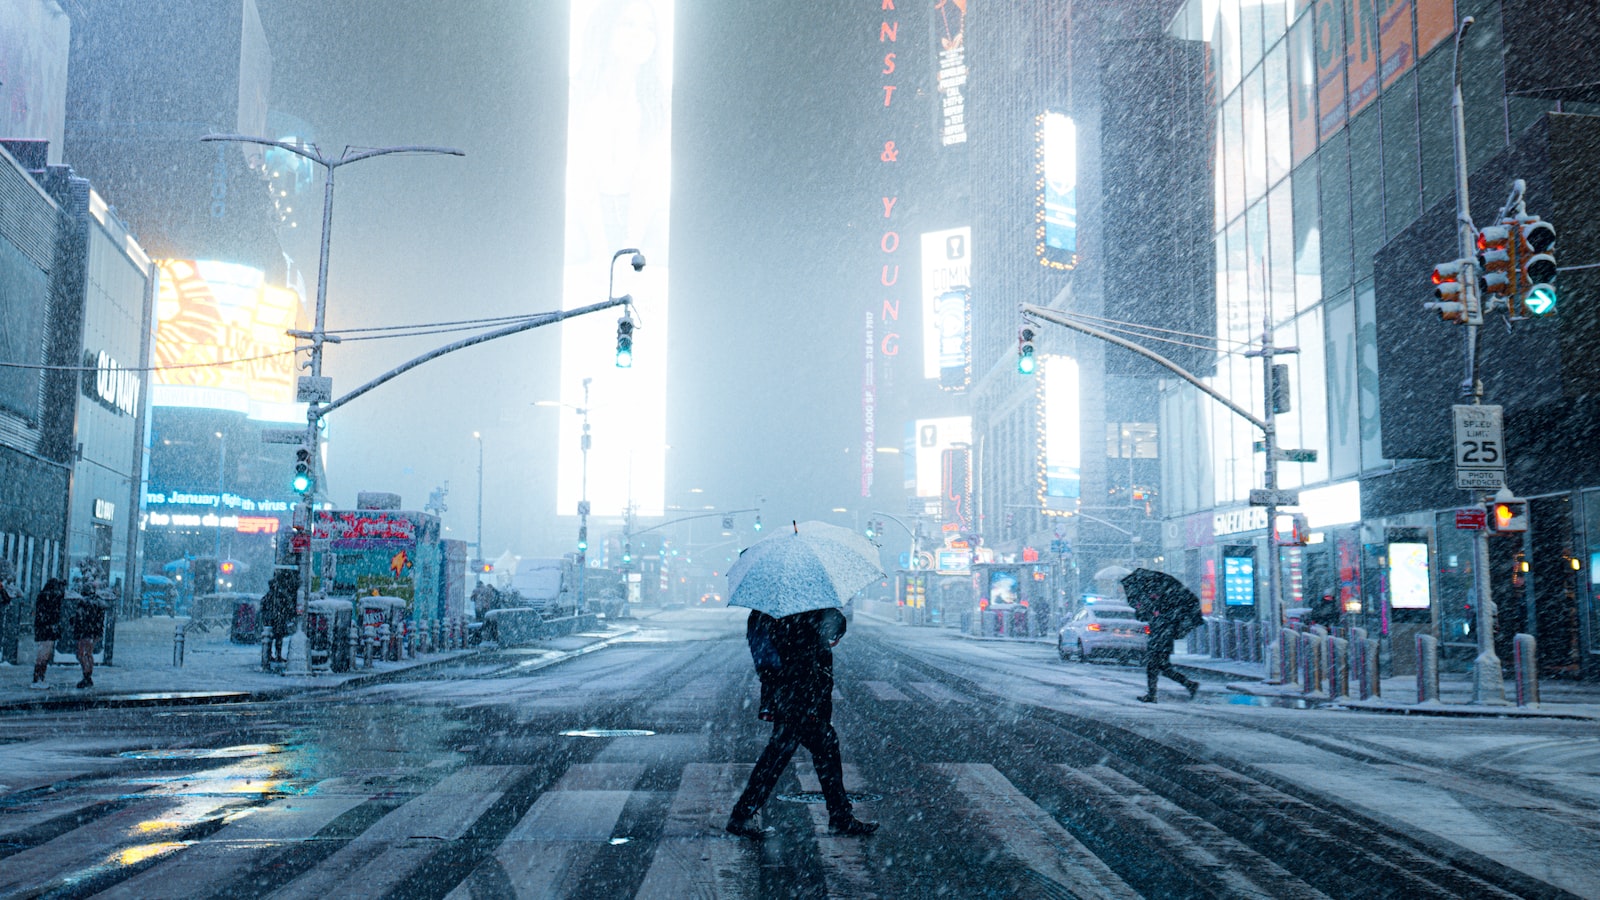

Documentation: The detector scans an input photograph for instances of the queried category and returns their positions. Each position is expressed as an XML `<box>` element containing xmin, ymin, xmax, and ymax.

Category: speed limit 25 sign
<box><xmin>1452</xmin><ymin>404</ymin><xmax>1505</xmax><ymax>490</ymax></box>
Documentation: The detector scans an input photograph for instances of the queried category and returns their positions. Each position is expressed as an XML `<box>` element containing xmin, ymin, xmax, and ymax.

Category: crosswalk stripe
<box><xmin>938</xmin><ymin>763</ymin><xmax>1141</xmax><ymax>900</ymax></box>
<box><xmin>794</xmin><ymin>762</ymin><xmax>880</xmax><ymax>899</ymax></box>
<box><xmin>633</xmin><ymin>763</ymin><xmax>756</xmax><ymax>899</ymax></box>
<box><xmin>88</xmin><ymin>795</ymin><xmax>369</xmax><ymax>900</ymax></box>
<box><xmin>1057</xmin><ymin>765</ymin><xmax>1329</xmax><ymax>900</ymax></box>
<box><xmin>907</xmin><ymin>681</ymin><xmax>972</xmax><ymax>703</ymax></box>
<box><xmin>268</xmin><ymin>765</ymin><xmax>523</xmax><ymax>900</ymax></box>
<box><xmin>0</xmin><ymin>795</ymin><xmax>242</xmax><ymax>897</ymax></box>
<box><xmin>862</xmin><ymin>681</ymin><xmax>911</xmax><ymax>701</ymax></box>
<box><xmin>442</xmin><ymin>764</ymin><xmax>647</xmax><ymax>900</ymax></box>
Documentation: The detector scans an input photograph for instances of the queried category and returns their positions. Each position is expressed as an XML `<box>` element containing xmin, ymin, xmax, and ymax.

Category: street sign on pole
<box><xmin>1452</xmin><ymin>404</ymin><xmax>1506</xmax><ymax>490</ymax></box>
<box><xmin>260</xmin><ymin>428</ymin><xmax>307</xmax><ymax>445</ymax></box>
<box><xmin>1455</xmin><ymin>507</ymin><xmax>1487</xmax><ymax>530</ymax></box>
<box><xmin>1248</xmin><ymin>488</ymin><xmax>1299</xmax><ymax>507</ymax></box>
<box><xmin>296</xmin><ymin>375</ymin><xmax>333</xmax><ymax>403</ymax></box>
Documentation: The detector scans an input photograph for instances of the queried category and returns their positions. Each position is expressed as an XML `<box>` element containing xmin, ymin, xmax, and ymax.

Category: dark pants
<box><xmin>732</xmin><ymin>720</ymin><xmax>851</xmax><ymax>821</ymax></box>
<box><xmin>1146</xmin><ymin>645</ymin><xmax>1195</xmax><ymax>696</ymax></box>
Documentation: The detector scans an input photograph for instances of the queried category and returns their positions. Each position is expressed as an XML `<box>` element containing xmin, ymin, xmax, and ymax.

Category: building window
<box><xmin>1108</xmin><ymin>422</ymin><xmax>1158</xmax><ymax>459</ymax></box>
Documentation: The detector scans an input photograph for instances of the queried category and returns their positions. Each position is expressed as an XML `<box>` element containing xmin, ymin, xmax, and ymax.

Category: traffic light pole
<box><xmin>1020</xmin><ymin>304</ymin><xmax>1298</xmax><ymax>674</ymax></box>
<box><xmin>1446</xmin><ymin>18</ymin><xmax>1506</xmax><ymax>704</ymax></box>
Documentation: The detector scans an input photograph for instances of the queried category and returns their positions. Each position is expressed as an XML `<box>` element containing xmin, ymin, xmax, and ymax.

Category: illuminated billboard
<box><xmin>934</xmin><ymin>0</ymin><xmax>968</xmax><ymax>146</ymax></box>
<box><xmin>151</xmin><ymin>259</ymin><xmax>306</xmax><ymax>422</ymax></box>
<box><xmin>1035</xmin><ymin>112</ymin><xmax>1077</xmax><ymax>270</ymax></box>
<box><xmin>936</xmin><ymin>287</ymin><xmax>970</xmax><ymax>390</ymax></box>
<box><xmin>920</xmin><ymin>227</ymin><xmax>970</xmax><ymax>379</ymax></box>
<box><xmin>557</xmin><ymin>0</ymin><xmax>674</xmax><ymax>519</ymax></box>
<box><xmin>1038</xmin><ymin>354</ymin><xmax>1080</xmax><ymax>510</ymax></box>
<box><xmin>909</xmin><ymin>416</ymin><xmax>971</xmax><ymax>498</ymax></box>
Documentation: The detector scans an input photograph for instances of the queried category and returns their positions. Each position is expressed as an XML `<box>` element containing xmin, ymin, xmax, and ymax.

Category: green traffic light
<box><xmin>292</xmin><ymin>473</ymin><xmax>312</xmax><ymax>493</ymax></box>
<box><xmin>616</xmin><ymin>347</ymin><xmax>633</xmax><ymax>368</ymax></box>
<box><xmin>1017</xmin><ymin>352</ymin><xmax>1037</xmax><ymax>375</ymax></box>
<box><xmin>1525</xmin><ymin>284</ymin><xmax>1557</xmax><ymax>316</ymax></box>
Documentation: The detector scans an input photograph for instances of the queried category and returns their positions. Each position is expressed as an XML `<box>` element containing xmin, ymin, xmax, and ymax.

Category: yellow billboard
<box><xmin>152</xmin><ymin>259</ymin><xmax>306</xmax><ymax>421</ymax></box>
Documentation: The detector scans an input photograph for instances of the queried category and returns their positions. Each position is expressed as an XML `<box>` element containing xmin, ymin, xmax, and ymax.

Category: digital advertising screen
<box><xmin>988</xmin><ymin>569</ymin><xmax>1019</xmax><ymax>606</ymax></box>
<box><xmin>909</xmin><ymin>416</ymin><xmax>971</xmax><ymax>498</ymax></box>
<box><xmin>557</xmin><ymin>0</ymin><xmax>675</xmax><ymax>519</ymax></box>
<box><xmin>1040</xmin><ymin>354</ymin><xmax>1080</xmax><ymax>509</ymax></box>
<box><xmin>151</xmin><ymin>259</ymin><xmax>306</xmax><ymax>422</ymax></box>
<box><xmin>1388</xmin><ymin>541</ymin><xmax>1431</xmax><ymax>609</ymax></box>
<box><xmin>919</xmin><ymin>228</ymin><xmax>971</xmax><ymax>379</ymax></box>
<box><xmin>936</xmin><ymin>287</ymin><xmax>971</xmax><ymax>390</ymax></box>
<box><xmin>1223</xmin><ymin>554</ymin><xmax>1255</xmax><ymax>606</ymax></box>
<box><xmin>1036</xmin><ymin>112</ymin><xmax>1077</xmax><ymax>270</ymax></box>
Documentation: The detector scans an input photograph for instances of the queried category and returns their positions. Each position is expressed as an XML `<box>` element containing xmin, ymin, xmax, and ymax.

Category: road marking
<box><xmin>268</xmin><ymin>765</ymin><xmax>523</xmax><ymax>899</ymax></box>
<box><xmin>794</xmin><ymin>762</ymin><xmax>879</xmax><ymax>899</ymax></box>
<box><xmin>862</xmin><ymin>681</ymin><xmax>911</xmax><ymax>701</ymax></box>
<box><xmin>89</xmin><ymin>794</ymin><xmax>368</xmax><ymax>900</ymax></box>
<box><xmin>1057</xmin><ymin>765</ymin><xmax>1327</xmax><ymax>900</ymax></box>
<box><xmin>445</xmin><ymin>764</ymin><xmax>646</xmax><ymax>900</ymax></box>
<box><xmin>908</xmin><ymin>681</ymin><xmax>972</xmax><ymax>703</ymax></box>
<box><xmin>0</xmin><ymin>795</ymin><xmax>242</xmax><ymax>897</ymax></box>
<box><xmin>633</xmin><ymin>763</ymin><xmax>756</xmax><ymax>899</ymax></box>
<box><xmin>938</xmin><ymin>763</ymin><xmax>1141</xmax><ymax>900</ymax></box>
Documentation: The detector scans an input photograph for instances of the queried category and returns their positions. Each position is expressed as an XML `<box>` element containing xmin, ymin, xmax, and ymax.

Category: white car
<box><xmin>1058</xmin><ymin>603</ymin><xmax>1149</xmax><ymax>662</ymax></box>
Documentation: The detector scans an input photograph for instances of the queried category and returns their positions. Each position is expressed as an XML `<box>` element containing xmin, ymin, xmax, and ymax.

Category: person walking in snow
<box><xmin>69</xmin><ymin>580</ymin><xmax>106</xmax><ymax>689</ymax></box>
<box><xmin>30</xmin><ymin>578</ymin><xmax>66</xmax><ymax>690</ymax></box>
<box><xmin>726</xmin><ymin>607</ymin><xmax>878</xmax><ymax>839</ymax></box>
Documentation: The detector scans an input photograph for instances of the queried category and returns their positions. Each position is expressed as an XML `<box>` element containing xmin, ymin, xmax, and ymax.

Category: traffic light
<box><xmin>1488</xmin><ymin>496</ymin><xmax>1529</xmax><ymax>534</ymax></box>
<box><xmin>622</xmin><ymin>542</ymin><xmax>632</xmax><ymax>564</ymax></box>
<box><xmin>615</xmin><ymin>316</ymin><xmax>634</xmax><ymax>368</ymax></box>
<box><xmin>1017</xmin><ymin>326</ymin><xmax>1037</xmax><ymax>375</ymax></box>
<box><xmin>578</xmin><ymin>525</ymin><xmax>588</xmax><ymax>552</ymax></box>
<box><xmin>1427</xmin><ymin>260</ymin><xmax>1468</xmax><ymax>323</ymax></box>
<box><xmin>292</xmin><ymin>446</ymin><xmax>313</xmax><ymax>494</ymax></box>
<box><xmin>864</xmin><ymin>520</ymin><xmax>877</xmax><ymax>539</ymax></box>
<box><xmin>754</xmin><ymin>515</ymin><xmax>762</xmax><ymax>532</ymax></box>
<box><xmin>1476</xmin><ymin>225</ymin><xmax>1515</xmax><ymax>300</ymax></box>
<box><xmin>1518</xmin><ymin>217</ymin><xmax>1557</xmax><ymax>316</ymax></box>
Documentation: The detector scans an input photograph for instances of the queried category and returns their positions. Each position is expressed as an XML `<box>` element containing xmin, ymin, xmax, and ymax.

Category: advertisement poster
<box><xmin>1388</xmin><ymin>541</ymin><xmax>1431</xmax><ymax>609</ymax></box>
<box><xmin>1224</xmin><ymin>554</ymin><xmax>1256</xmax><ymax>606</ymax></box>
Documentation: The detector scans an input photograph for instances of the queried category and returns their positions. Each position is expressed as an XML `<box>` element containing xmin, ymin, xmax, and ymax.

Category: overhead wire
<box><xmin>0</xmin><ymin>349</ymin><xmax>299</xmax><ymax>373</ymax></box>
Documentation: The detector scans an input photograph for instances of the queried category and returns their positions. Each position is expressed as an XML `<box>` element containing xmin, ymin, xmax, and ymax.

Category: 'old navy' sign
<box><xmin>82</xmin><ymin>350</ymin><xmax>141</xmax><ymax>417</ymax></box>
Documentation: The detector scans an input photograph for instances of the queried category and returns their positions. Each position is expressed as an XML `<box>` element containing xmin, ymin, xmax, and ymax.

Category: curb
<box><xmin>1222</xmin><ymin>681</ymin><xmax>1599</xmax><ymax>720</ymax></box>
<box><xmin>0</xmin><ymin>623</ymin><xmax>641</xmax><ymax>714</ymax></box>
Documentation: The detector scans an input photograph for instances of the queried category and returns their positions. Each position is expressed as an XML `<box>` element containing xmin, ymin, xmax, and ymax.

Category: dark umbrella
<box><xmin>1120</xmin><ymin>568</ymin><xmax>1199</xmax><ymax>622</ymax></box>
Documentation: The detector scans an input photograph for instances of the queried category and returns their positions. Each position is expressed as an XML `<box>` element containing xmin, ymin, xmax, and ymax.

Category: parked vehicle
<box><xmin>1058</xmin><ymin>602</ymin><xmax>1149</xmax><ymax>662</ymax></box>
<box><xmin>503</xmin><ymin>557</ymin><xmax>581</xmax><ymax>619</ymax></box>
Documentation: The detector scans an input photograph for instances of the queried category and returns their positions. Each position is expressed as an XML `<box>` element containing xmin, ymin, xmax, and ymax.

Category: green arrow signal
<box><xmin>1525</xmin><ymin>284</ymin><xmax>1556</xmax><ymax>315</ymax></box>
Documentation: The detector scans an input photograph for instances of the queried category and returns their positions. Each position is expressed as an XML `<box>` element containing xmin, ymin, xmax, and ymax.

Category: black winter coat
<box><xmin>33</xmin><ymin>579</ymin><xmax>66</xmax><ymax>642</ymax></box>
<box><xmin>762</xmin><ymin>609</ymin><xmax>846</xmax><ymax>726</ymax></box>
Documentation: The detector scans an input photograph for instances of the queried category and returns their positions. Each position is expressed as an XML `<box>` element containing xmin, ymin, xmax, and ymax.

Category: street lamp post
<box><xmin>535</xmin><ymin>378</ymin><xmax>594</xmax><ymax>612</ymax></box>
<box><xmin>201</xmin><ymin>133</ymin><xmax>462</xmax><ymax>675</ymax></box>
<box><xmin>474</xmin><ymin>432</ymin><xmax>484</xmax><ymax>570</ymax></box>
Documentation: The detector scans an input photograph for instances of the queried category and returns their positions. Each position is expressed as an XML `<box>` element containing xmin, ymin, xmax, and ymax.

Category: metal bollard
<box><xmin>1513</xmin><ymin>633</ymin><xmax>1540</xmax><ymax>707</ymax></box>
<box><xmin>1246</xmin><ymin>622</ymin><xmax>1260</xmax><ymax>663</ymax></box>
<box><xmin>262</xmin><ymin>630</ymin><xmax>273</xmax><ymax>672</ymax></box>
<box><xmin>1351</xmin><ymin>626</ymin><xmax>1368</xmax><ymax>646</ymax></box>
<box><xmin>1208</xmin><ymin>618</ymin><xmax>1222</xmax><ymax>658</ymax></box>
<box><xmin>1328</xmin><ymin>636</ymin><xmax>1349</xmax><ymax>700</ymax></box>
<box><xmin>1282</xmin><ymin>630</ymin><xmax>1299</xmax><ymax>688</ymax></box>
<box><xmin>1416</xmin><ymin>633</ymin><xmax>1440</xmax><ymax>703</ymax></box>
<box><xmin>173</xmin><ymin>624</ymin><xmax>186</xmax><ymax>667</ymax></box>
<box><xmin>364</xmin><ymin>624</ymin><xmax>377</xmax><ymax>667</ymax></box>
<box><xmin>1362</xmin><ymin>638</ymin><xmax>1381</xmax><ymax>699</ymax></box>
<box><xmin>349</xmin><ymin>618</ymin><xmax>360</xmax><ymax>669</ymax></box>
<box><xmin>1299</xmin><ymin>632</ymin><xmax>1316</xmax><ymax>693</ymax></box>
<box><xmin>378</xmin><ymin>622</ymin><xmax>392</xmax><ymax>662</ymax></box>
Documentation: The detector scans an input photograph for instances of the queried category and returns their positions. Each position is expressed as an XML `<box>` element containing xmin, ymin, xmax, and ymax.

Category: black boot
<box><xmin>828</xmin><ymin>814</ymin><xmax>879</xmax><ymax>835</ymax></box>
<box><xmin>725</xmin><ymin>815</ymin><xmax>770</xmax><ymax>839</ymax></box>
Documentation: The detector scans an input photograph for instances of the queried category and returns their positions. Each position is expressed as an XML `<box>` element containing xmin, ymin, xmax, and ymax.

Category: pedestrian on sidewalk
<box><xmin>261</xmin><ymin>570</ymin><xmax>298</xmax><ymax>663</ymax></box>
<box><xmin>30</xmin><ymin>578</ymin><xmax>66</xmax><ymax>690</ymax></box>
<box><xmin>69</xmin><ymin>581</ymin><xmax>106</xmax><ymax>689</ymax></box>
<box><xmin>726</xmin><ymin>607</ymin><xmax>878</xmax><ymax>839</ymax></box>
<box><xmin>1138</xmin><ymin>604</ymin><xmax>1200</xmax><ymax>703</ymax></box>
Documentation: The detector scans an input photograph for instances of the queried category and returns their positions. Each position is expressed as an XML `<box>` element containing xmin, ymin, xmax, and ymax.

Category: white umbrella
<box><xmin>1093</xmin><ymin>565</ymin><xmax>1133</xmax><ymax>583</ymax></box>
<box><xmin>727</xmin><ymin>521</ymin><xmax>884</xmax><ymax>618</ymax></box>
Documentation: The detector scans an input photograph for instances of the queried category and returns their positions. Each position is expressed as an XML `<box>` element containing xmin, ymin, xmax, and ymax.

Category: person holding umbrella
<box><xmin>1121</xmin><ymin>568</ymin><xmax>1203</xmax><ymax>704</ymax></box>
<box><xmin>724</xmin><ymin>521</ymin><xmax>881</xmax><ymax>840</ymax></box>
